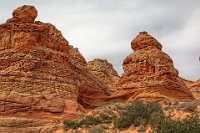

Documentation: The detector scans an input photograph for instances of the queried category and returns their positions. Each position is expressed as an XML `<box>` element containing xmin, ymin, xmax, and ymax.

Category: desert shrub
<box><xmin>63</xmin><ymin>120</ymin><xmax>81</xmax><ymax>131</ymax></box>
<box><xmin>138</xmin><ymin>126</ymin><xmax>146</xmax><ymax>133</ymax></box>
<box><xmin>114</xmin><ymin>101</ymin><xmax>164</xmax><ymax>129</ymax></box>
<box><xmin>64</xmin><ymin>101</ymin><xmax>200</xmax><ymax>132</ymax></box>
<box><xmin>114</xmin><ymin>115</ymin><xmax>133</xmax><ymax>128</ymax></box>
<box><xmin>80</xmin><ymin>115</ymin><xmax>101</xmax><ymax>126</ymax></box>
<box><xmin>115</xmin><ymin>105</ymin><xmax>125</xmax><ymax>110</ymax></box>
<box><xmin>63</xmin><ymin>112</ymin><xmax>116</xmax><ymax>131</ymax></box>
<box><xmin>114</xmin><ymin>101</ymin><xmax>146</xmax><ymax>128</ymax></box>
<box><xmin>107</xmin><ymin>99</ymin><xmax>126</xmax><ymax>104</ymax></box>
<box><xmin>149</xmin><ymin>112</ymin><xmax>165</xmax><ymax>129</ymax></box>
<box><xmin>182</xmin><ymin>102</ymin><xmax>197</xmax><ymax>112</ymax></box>
<box><xmin>99</xmin><ymin>113</ymin><xmax>113</xmax><ymax>123</ymax></box>
<box><xmin>88</xmin><ymin>125</ymin><xmax>104</xmax><ymax>133</ymax></box>
<box><xmin>173</xmin><ymin>102</ymin><xmax>199</xmax><ymax>112</ymax></box>
<box><xmin>98</xmin><ymin>99</ymin><xmax>125</xmax><ymax>107</ymax></box>
<box><xmin>104</xmin><ymin>110</ymin><xmax>116</xmax><ymax>117</ymax></box>
<box><xmin>63</xmin><ymin>116</ymin><xmax>101</xmax><ymax>131</ymax></box>
<box><xmin>146</xmin><ymin>102</ymin><xmax>163</xmax><ymax>114</ymax></box>
<box><xmin>156</xmin><ymin>115</ymin><xmax>200</xmax><ymax>133</ymax></box>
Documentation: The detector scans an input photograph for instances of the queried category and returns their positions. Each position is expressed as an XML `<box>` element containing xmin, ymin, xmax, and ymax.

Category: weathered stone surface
<box><xmin>6</xmin><ymin>5</ymin><xmax>38</xmax><ymax>23</ymax></box>
<box><xmin>0</xmin><ymin>116</ymin><xmax>61</xmax><ymax>133</ymax></box>
<box><xmin>87</xmin><ymin>59</ymin><xmax>120</xmax><ymax>93</ymax></box>
<box><xmin>113</xmin><ymin>32</ymin><xmax>194</xmax><ymax>101</ymax></box>
<box><xmin>1</xmin><ymin>5</ymin><xmax>198</xmax><ymax>133</ymax></box>
<box><xmin>0</xmin><ymin>5</ymin><xmax>110</xmax><ymax>132</ymax></box>
<box><xmin>186</xmin><ymin>79</ymin><xmax>200</xmax><ymax>99</ymax></box>
<box><xmin>68</xmin><ymin>45</ymin><xmax>87</xmax><ymax>67</ymax></box>
<box><xmin>182</xmin><ymin>78</ymin><xmax>194</xmax><ymax>87</ymax></box>
<box><xmin>131</xmin><ymin>31</ymin><xmax>162</xmax><ymax>51</ymax></box>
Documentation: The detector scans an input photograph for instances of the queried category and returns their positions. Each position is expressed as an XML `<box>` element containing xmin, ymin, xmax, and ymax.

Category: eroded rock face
<box><xmin>187</xmin><ymin>79</ymin><xmax>200</xmax><ymax>99</ymax></box>
<box><xmin>7</xmin><ymin>5</ymin><xmax>38</xmax><ymax>23</ymax></box>
<box><xmin>0</xmin><ymin>5</ymin><xmax>109</xmax><ymax>128</ymax></box>
<box><xmin>0</xmin><ymin>116</ymin><xmax>61</xmax><ymax>133</ymax></box>
<box><xmin>87</xmin><ymin>59</ymin><xmax>120</xmax><ymax>93</ymax></box>
<box><xmin>0</xmin><ymin>5</ymin><xmax>197</xmax><ymax>133</ymax></box>
<box><xmin>68</xmin><ymin>45</ymin><xmax>87</xmax><ymax>67</ymax></box>
<box><xmin>114</xmin><ymin>32</ymin><xmax>194</xmax><ymax>101</ymax></box>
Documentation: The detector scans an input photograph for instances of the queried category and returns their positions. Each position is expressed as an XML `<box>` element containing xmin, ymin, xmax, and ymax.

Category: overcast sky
<box><xmin>0</xmin><ymin>0</ymin><xmax>199</xmax><ymax>81</ymax></box>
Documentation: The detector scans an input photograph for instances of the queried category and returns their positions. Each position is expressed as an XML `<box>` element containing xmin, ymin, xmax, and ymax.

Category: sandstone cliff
<box><xmin>0</xmin><ymin>5</ymin><xmax>110</xmax><ymax>132</ymax></box>
<box><xmin>113</xmin><ymin>32</ymin><xmax>194</xmax><ymax>101</ymax></box>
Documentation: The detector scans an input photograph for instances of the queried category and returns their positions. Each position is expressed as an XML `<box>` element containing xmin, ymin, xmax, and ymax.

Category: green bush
<box><xmin>114</xmin><ymin>101</ymin><xmax>146</xmax><ymax>128</ymax></box>
<box><xmin>63</xmin><ymin>101</ymin><xmax>200</xmax><ymax>132</ymax></box>
<box><xmin>114</xmin><ymin>101</ymin><xmax>164</xmax><ymax>129</ymax></box>
<box><xmin>156</xmin><ymin>115</ymin><xmax>200</xmax><ymax>133</ymax></box>
<box><xmin>146</xmin><ymin>102</ymin><xmax>163</xmax><ymax>114</ymax></box>
<box><xmin>114</xmin><ymin>115</ymin><xmax>133</xmax><ymax>128</ymax></box>
<box><xmin>80</xmin><ymin>115</ymin><xmax>101</xmax><ymax>126</ymax></box>
<box><xmin>88</xmin><ymin>126</ymin><xmax>104</xmax><ymax>133</ymax></box>
<box><xmin>138</xmin><ymin>126</ymin><xmax>146</xmax><ymax>133</ymax></box>
<box><xmin>149</xmin><ymin>112</ymin><xmax>165</xmax><ymax>129</ymax></box>
<box><xmin>63</xmin><ymin>120</ymin><xmax>81</xmax><ymax>131</ymax></box>
<box><xmin>63</xmin><ymin>116</ymin><xmax>101</xmax><ymax>131</ymax></box>
<box><xmin>98</xmin><ymin>99</ymin><xmax>125</xmax><ymax>108</ymax></box>
<box><xmin>99</xmin><ymin>113</ymin><xmax>113</xmax><ymax>123</ymax></box>
<box><xmin>182</xmin><ymin>102</ymin><xmax>198</xmax><ymax>112</ymax></box>
<box><xmin>63</xmin><ymin>113</ymin><xmax>115</xmax><ymax>131</ymax></box>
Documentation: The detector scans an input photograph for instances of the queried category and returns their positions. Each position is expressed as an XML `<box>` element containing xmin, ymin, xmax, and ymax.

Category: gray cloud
<box><xmin>0</xmin><ymin>0</ymin><xmax>199</xmax><ymax>80</ymax></box>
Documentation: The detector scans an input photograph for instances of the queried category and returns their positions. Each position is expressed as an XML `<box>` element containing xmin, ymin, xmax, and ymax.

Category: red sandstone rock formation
<box><xmin>113</xmin><ymin>32</ymin><xmax>194</xmax><ymax>101</ymax></box>
<box><xmin>87</xmin><ymin>59</ymin><xmax>120</xmax><ymax>93</ymax></box>
<box><xmin>0</xmin><ymin>5</ymin><xmax>197</xmax><ymax>133</ymax></box>
<box><xmin>186</xmin><ymin>79</ymin><xmax>200</xmax><ymax>99</ymax></box>
<box><xmin>6</xmin><ymin>5</ymin><xmax>38</xmax><ymax>23</ymax></box>
<box><xmin>0</xmin><ymin>5</ymin><xmax>110</xmax><ymax>132</ymax></box>
<box><xmin>182</xmin><ymin>78</ymin><xmax>194</xmax><ymax>87</ymax></box>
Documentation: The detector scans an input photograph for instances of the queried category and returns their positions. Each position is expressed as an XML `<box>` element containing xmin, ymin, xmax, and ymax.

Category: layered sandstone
<box><xmin>0</xmin><ymin>116</ymin><xmax>61</xmax><ymax>133</ymax></box>
<box><xmin>87</xmin><ymin>59</ymin><xmax>120</xmax><ymax>93</ymax></box>
<box><xmin>187</xmin><ymin>79</ymin><xmax>200</xmax><ymax>99</ymax></box>
<box><xmin>113</xmin><ymin>32</ymin><xmax>194</xmax><ymax>101</ymax></box>
<box><xmin>0</xmin><ymin>5</ymin><xmax>198</xmax><ymax>133</ymax></box>
<box><xmin>0</xmin><ymin>5</ymin><xmax>110</xmax><ymax>128</ymax></box>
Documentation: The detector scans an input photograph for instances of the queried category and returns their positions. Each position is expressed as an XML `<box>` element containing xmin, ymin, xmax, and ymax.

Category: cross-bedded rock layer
<box><xmin>0</xmin><ymin>5</ymin><xmax>109</xmax><ymax>123</ymax></box>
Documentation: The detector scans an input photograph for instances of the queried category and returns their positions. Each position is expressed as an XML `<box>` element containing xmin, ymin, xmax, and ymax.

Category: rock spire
<box><xmin>113</xmin><ymin>32</ymin><xmax>194</xmax><ymax>101</ymax></box>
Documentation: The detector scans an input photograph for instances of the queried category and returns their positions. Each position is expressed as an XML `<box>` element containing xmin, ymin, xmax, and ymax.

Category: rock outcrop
<box><xmin>0</xmin><ymin>5</ymin><xmax>198</xmax><ymax>133</ymax></box>
<box><xmin>187</xmin><ymin>79</ymin><xmax>200</xmax><ymax>99</ymax></box>
<box><xmin>113</xmin><ymin>32</ymin><xmax>194</xmax><ymax>101</ymax></box>
<box><xmin>0</xmin><ymin>116</ymin><xmax>61</xmax><ymax>133</ymax></box>
<box><xmin>6</xmin><ymin>5</ymin><xmax>38</xmax><ymax>23</ymax></box>
<box><xmin>0</xmin><ymin>5</ymin><xmax>110</xmax><ymax>131</ymax></box>
<box><xmin>182</xmin><ymin>78</ymin><xmax>194</xmax><ymax>87</ymax></box>
<box><xmin>87</xmin><ymin>59</ymin><xmax>120</xmax><ymax>93</ymax></box>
